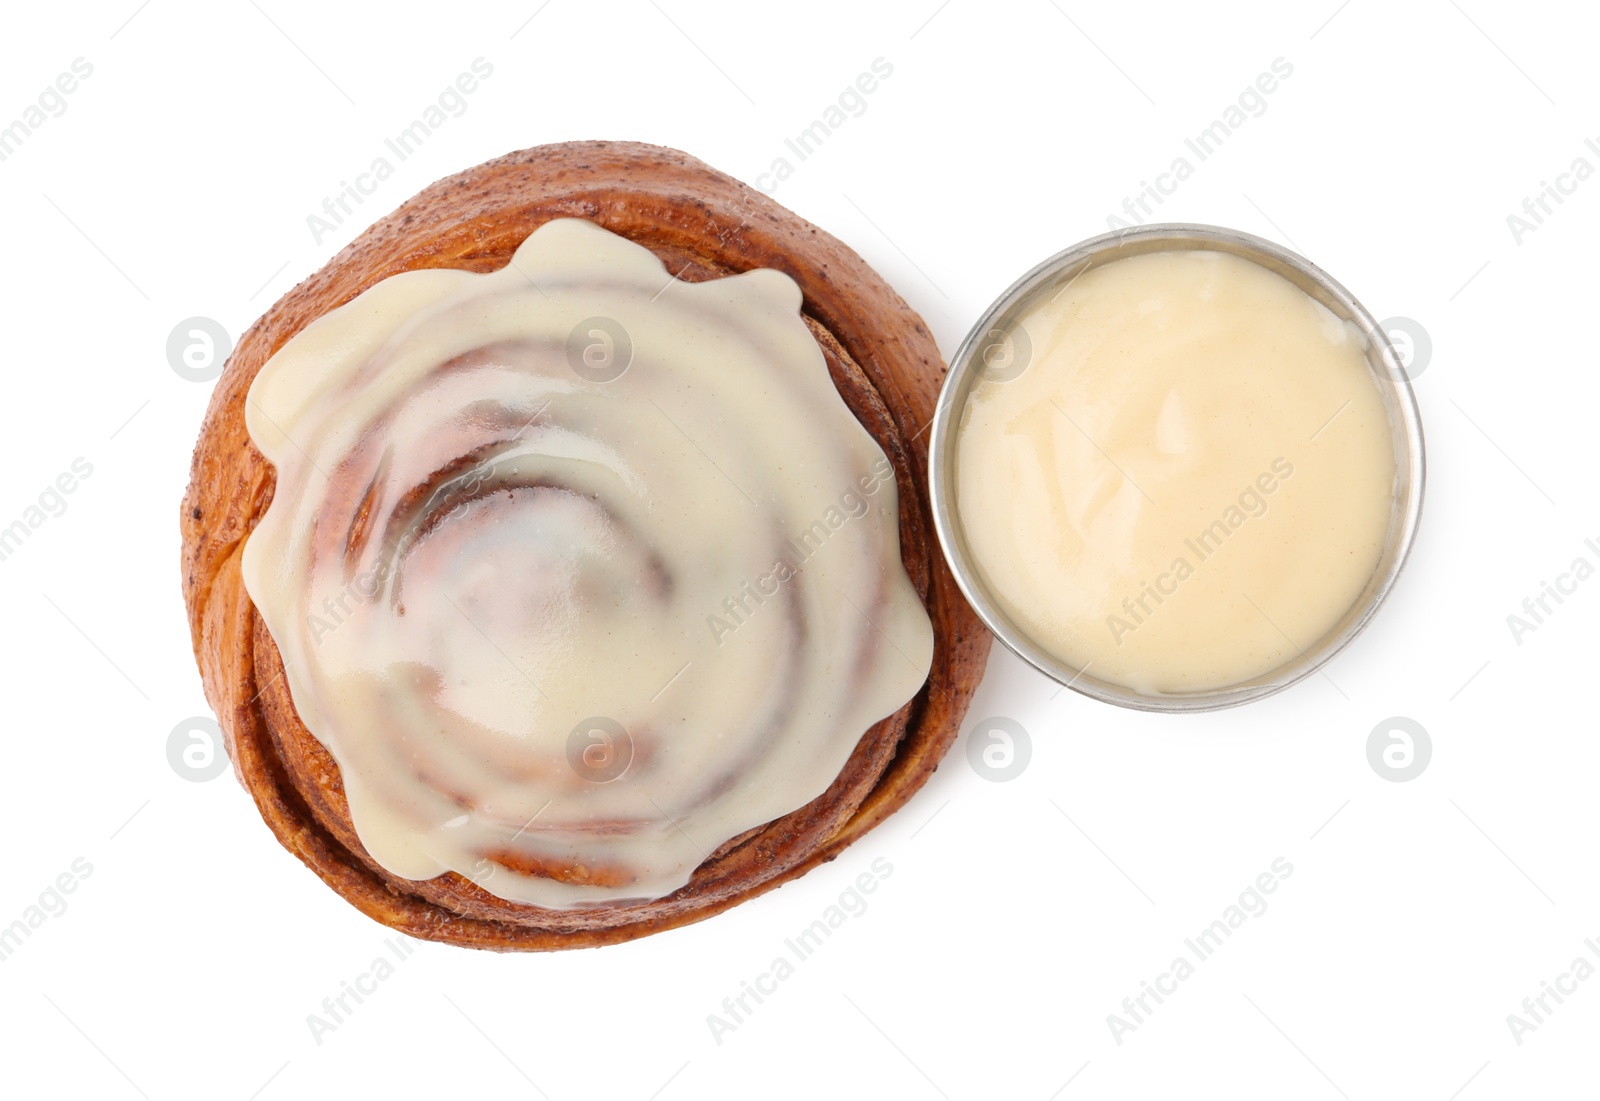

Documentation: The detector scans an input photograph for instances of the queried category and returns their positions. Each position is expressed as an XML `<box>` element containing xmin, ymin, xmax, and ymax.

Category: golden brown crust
<box><xmin>179</xmin><ymin>140</ymin><xmax>990</xmax><ymax>950</ymax></box>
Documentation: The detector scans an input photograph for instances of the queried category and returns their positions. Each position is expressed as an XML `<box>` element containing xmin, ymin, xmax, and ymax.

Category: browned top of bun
<box><xmin>180</xmin><ymin>140</ymin><xmax>989</xmax><ymax>950</ymax></box>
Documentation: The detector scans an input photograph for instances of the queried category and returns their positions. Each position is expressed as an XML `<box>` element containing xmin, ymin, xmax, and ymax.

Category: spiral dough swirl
<box><xmin>240</xmin><ymin>218</ymin><xmax>934</xmax><ymax>909</ymax></box>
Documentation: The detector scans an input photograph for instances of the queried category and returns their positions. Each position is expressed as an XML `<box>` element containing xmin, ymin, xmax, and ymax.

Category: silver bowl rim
<box><xmin>927</xmin><ymin>222</ymin><xmax>1427</xmax><ymax>713</ymax></box>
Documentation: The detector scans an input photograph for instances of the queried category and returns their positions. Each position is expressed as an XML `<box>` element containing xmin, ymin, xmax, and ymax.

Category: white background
<box><xmin>0</xmin><ymin>1</ymin><xmax>1595</xmax><ymax>1098</ymax></box>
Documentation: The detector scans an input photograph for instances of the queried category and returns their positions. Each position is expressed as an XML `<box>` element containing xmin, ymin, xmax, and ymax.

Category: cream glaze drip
<box><xmin>955</xmin><ymin>248</ymin><xmax>1397</xmax><ymax>695</ymax></box>
<box><xmin>240</xmin><ymin>218</ymin><xmax>934</xmax><ymax>909</ymax></box>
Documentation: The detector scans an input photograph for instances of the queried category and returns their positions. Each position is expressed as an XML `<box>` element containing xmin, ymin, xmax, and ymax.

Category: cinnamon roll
<box><xmin>180</xmin><ymin>141</ymin><xmax>990</xmax><ymax>949</ymax></box>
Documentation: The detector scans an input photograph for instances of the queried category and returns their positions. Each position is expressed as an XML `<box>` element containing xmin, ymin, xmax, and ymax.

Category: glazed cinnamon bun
<box><xmin>180</xmin><ymin>141</ymin><xmax>989</xmax><ymax>949</ymax></box>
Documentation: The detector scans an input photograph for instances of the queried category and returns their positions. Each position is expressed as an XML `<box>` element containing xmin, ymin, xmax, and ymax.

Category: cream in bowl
<box><xmin>929</xmin><ymin>225</ymin><xmax>1424</xmax><ymax>710</ymax></box>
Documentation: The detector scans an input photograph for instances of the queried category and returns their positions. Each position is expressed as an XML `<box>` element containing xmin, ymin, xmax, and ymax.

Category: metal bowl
<box><xmin>928</xmin><ymin>223</ymin><xmax>1426</xmax><ymax>712</ymax></box>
